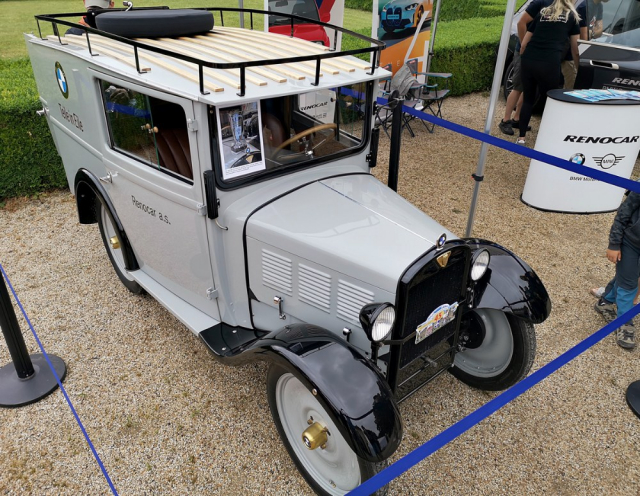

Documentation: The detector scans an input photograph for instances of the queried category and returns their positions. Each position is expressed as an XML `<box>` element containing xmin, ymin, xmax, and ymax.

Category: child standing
<box><xmin>595</xmin><ymin>190</ymin><xmax>640</xmax><ymax>349</ymax></box>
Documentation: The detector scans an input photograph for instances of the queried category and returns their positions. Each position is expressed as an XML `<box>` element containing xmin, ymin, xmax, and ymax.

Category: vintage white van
<box><xmin>26</xmin><ymin>6</ymin><xmax>551</xmax><ymax>494</ymax></box>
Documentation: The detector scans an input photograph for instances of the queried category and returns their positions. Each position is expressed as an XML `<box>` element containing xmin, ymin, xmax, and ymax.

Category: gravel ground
<box><xmin>1</xmin><ymin>92</ymin><xmax>639</xmax><ymax>495</ymax></box>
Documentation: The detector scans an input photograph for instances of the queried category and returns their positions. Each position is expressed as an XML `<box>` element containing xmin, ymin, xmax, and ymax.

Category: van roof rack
<box><xmin>34</xmin><ymin>7</ymin><xmax>385</xmax><ymax>99</ymax></box>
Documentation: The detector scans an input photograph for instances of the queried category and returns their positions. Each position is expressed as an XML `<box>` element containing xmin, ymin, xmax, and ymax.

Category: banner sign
<box><xmin>265</xmin><ymin>0</ymin><xmax>345</xmax><ymax>50</ymax></box>
<box><xmin>372</xmin><ymin>0</ymin><xmax>433</xmax><ymax>73</ymax></box>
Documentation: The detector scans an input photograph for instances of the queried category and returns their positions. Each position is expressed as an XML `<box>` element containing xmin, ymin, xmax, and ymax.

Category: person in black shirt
<box><xmin>587</xmin><ymin>0</ymin><xmax>610</xmax><ymax>39</ymax></box>
<box><xmin>517</xmin><ymin>0</ymin><xmax>581</xmax><ymax>144</ymax></box>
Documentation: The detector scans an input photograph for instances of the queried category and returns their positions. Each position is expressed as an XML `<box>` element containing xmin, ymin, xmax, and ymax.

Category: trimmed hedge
<box><xmin>429</xmin><ymin>16</ymin><xmax>506</xmax><ymax>96</ymax></box>
<box><xmin>0</xmin><ymin>59</ymin><xmax>66</xmax><ymax>201</ymax></box>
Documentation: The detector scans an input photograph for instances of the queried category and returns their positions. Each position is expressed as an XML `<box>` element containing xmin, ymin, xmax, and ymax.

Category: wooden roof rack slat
<box><xmin>165</xmin><ymin>37</ymin><xmax>286</xmax><ymax>84</ymax></box>
<box><xmin>137</xmin><ymin>52</ymin><xmax>224</xmax><ymax>92</ymax></box>
<box><xmin>195</xmin><ymin>34</ymin><xmax>321</xmax><ymax>79</ymax></box>
<box><xmin>182</xmin><ymin>36</ymin><xmax>306</xmax><ymax>81</ymax></box>
<box><xmin>50</xmin><ymin>35</ymin><xmax>152</xmax><ymax>72</ymax></box>
<box><xmin>139</xmin><ymin>38</ymin><xmax>268</xmax><ymax>87</ymax></box>
<box><xmin>219</xmin><ymin>26</ymin><xmax>371</xmax><ymax>71</ymax></box>
<box><xmin>208</xmin><ymin>31</ymin><xmax>340</xmax><ymax>75</ymax></box>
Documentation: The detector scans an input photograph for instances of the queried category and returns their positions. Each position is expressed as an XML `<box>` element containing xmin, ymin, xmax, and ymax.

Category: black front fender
<box><xmin>464</xmin><ymin>239</ymin><xmax>551</xmax><ymax>323</ymax></box>
<box><xmin>200</xmin><ymin>323</ymin><xmax>403</xmax><ymax>462</ymax></box>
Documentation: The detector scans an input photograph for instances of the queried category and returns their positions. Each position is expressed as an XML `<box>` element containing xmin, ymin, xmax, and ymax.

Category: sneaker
<box><xmin>595</xmin><ymin>297</ymin><xmax>616</xmax><ymax>323</ymax></box>
<box><xmin>498</xmin><ymin>119</ymin><xmax>514</xmax><ymax>136</ymax></box>
<box><xmin>616</xmin><ymin>324</ymin><xmax>636</xmax><ymax>349</ymax></box>
<box><xmin>511</xmin><ymin>120</ymin><xmax>531</xmax><ymax>131</ymax></box>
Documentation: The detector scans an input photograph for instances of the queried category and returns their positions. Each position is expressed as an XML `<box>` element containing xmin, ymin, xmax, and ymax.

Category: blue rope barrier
<box><xmin>349</xmin><ymin>303</ymin><xmax>640</xmax><ymax>495</ymax></box>
<box><xmin>376</xmin><ymin>97</ymin><xmax>640</xmax><ymax>195</ymax></box>
<box><xmin>0</xmin><ymin>263</ymin><xmax>119</xmax><ymax>496</ymax></box>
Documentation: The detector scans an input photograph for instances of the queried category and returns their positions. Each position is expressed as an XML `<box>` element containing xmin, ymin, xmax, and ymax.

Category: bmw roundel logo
<box><xmin>436</xmin><ymin>233</ymin><xmax>447</xmax><ymax>250</ymax></box>
<box><xmin>55</xmin><ymin>62</ymin><xmax>69</xmax><ymax>99</ymax></box>
<box><xmin>570</xmin><ymin>153</ymin><xmax>585</xmax><ymax>165</ymax></box>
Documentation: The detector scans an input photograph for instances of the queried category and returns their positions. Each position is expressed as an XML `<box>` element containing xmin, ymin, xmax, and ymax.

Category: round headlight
<box><xmin>371</xmin><ymin>306</ymin><xmax>395</xmax><ymax>342</ymax></box>
<box><xmin>471</xmin><ymin>250</ymin><xmax>490</xmax><ymax>281</ymax></box>
<box><xmin>359</xmin><ymin>303</ymin><xmax>396</xmax><ymax>342</ymax></box>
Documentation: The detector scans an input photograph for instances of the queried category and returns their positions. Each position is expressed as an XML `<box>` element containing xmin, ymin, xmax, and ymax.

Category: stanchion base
<box><xmin>0</xmin><ymin>353</ymin><xmax>66</xmax><ymax>408</ymax></box>
<box><xmin>627</xmin><ymin>380</ymin><xmax>640</xmax><ymax>419</ymax></box>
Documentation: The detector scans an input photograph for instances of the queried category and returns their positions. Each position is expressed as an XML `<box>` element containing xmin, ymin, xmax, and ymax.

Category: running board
<box><xmin>199</xmin><ymin>324</ymin><xmax>268</xmax><ymax>361</ymax></box>
<box><xmin>128</xmin><ymin>270</ymin><xmax>219</xmax><ymax>334</ymax></box>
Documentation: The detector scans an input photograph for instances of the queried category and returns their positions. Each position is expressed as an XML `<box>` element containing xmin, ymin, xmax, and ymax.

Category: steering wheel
<box><xmin>274</xmin><ymin>123</ymin><xmax>337</xmax><ymax>153</ymax></box>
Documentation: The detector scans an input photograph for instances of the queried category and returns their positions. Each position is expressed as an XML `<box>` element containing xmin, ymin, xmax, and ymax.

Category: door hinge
<box><xmin>196</xmin><ymin>203</ymin><xmax>207</xmax><ymax>216</ymax></box>
<box><xmin>187</xmin><ymin>119</ymin><xmax>198</xmax><ymax>132</ymax></box>
<box><xmin>206</xmin><ymin>288</ymin><xmax>218</xmax><ymax>300</ymax></box>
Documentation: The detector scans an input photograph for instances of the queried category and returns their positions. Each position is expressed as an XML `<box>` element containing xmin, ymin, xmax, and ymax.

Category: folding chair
<box><xmin>405</xmin><ymin>58</ymin><xmax>452</xmax><ymax>133</ymax></box>
<box><xmin>375</xmin><ymin>63</ymin><xmax>426</xmax><ymax>138</ymax></box>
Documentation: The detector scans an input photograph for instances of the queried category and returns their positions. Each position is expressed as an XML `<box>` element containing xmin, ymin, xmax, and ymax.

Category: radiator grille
<box><xmin>398</xmin><ymin>250</ymin><xmax>467</xmax><ymax>368</ymax></box>
<box><xmin>337</xmin><ymin>280</ymin><xmax>374</xmax><ymax>325</ymax></box>
<box><xmin>298</xmin><ymin>264</ymin><xmax>331</xmax><ymax>313</ymax></box>
<box><xmin>261</xmin><ymin>249</ymin><xmax>292</xmax><ymax>295</ymax></box>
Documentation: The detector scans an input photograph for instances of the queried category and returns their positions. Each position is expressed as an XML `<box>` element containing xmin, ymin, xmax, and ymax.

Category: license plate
<box><xmin>387</xmin><ymin>14</ymin><xmax>399</xmax><ymax>19</ymax></box>
<box><xmin>415</xmin><ymin>302</ymin><xmax>459</xmax><ymax>344</ymax></box>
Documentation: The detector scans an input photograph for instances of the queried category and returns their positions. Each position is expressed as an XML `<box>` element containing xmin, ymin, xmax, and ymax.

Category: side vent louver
<box><xmin>337</xmin><ymin>280</ymin><xmax>374</xmax><ymax>325</ymax></box>
<box><xmin>298</xmin><ymin>264</ymin><xmax>331</xmax><ymax>313</ymax></box>
<box><xmin>262</xmin><ymin>249</ymin><xmax>292</xmax><ymax>295</ymax></box>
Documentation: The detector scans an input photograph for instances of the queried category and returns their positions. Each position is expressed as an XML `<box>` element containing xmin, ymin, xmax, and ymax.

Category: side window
<box><xmin>100</xmin><ymin>81</ymin><xmax>193</xmax><ymax>181</ymax></box>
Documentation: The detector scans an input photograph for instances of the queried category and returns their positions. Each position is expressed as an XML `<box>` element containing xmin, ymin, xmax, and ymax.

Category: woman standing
<box><xmin>517</xmin><ymin>0</ymin><xmax>581</xmax><ymax>144</ymax></box>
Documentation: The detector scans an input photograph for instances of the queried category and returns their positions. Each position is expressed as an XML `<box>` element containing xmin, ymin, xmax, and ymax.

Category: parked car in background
<box><xmin>574</xmin><ymin>0</ymin><xmax>640</xmax><ymax>91</ymax></box>
<box><xmin>380</xmin><ymin>0</ymin><xmax>432</xmax><ymax>33</ymax></box>
<box><xmin>268</xmin><ymin>0</ymin><xmax>330</xmax><ymax>46</ymax></box>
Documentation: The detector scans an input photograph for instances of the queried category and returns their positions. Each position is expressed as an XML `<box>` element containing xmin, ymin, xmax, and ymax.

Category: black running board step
<box><xmin>199</xmin><ymin>323</ymin><xmax>267</xmax><ymax>359</ymax></box>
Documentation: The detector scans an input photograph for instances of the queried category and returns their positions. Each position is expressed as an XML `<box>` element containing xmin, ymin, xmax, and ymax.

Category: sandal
<box><xmin>516</xmin><ymin>137</ymin><xmax>526</xmax><ymax>144</ymax></box>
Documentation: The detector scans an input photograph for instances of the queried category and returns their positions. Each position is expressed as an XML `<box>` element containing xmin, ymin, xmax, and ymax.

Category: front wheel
<box><xmin>97</xmin><ymin>201</ymin><xmax>144</xmax><ymax>294</ymax></box>
<box><xmin>266</xmin><ymin>364</ymin><xmax>388</xmax><ymax>495</ymax></box>
<box><xmin>450</xmin><ymin>309</ymin><xmax>535</xmax><ymax>391</ymax></box>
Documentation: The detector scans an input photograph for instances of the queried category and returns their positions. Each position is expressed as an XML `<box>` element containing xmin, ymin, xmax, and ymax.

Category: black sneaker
<box><xmin>498</xmin><ymin>119</ymin><xmax>514</xmax><ymax>135</ymax></box>
<box><xmin>595</xmin><ymin>297</ymin><xmax>616</xmax><ymax>323</ymax></box>
<box><xmin>511</xmin><ymin>120</ymin><xmax>531</xmax><ymax>131</ymax></box>
<box><xmin>616</xmin><ymin>323</ymin><xmax>636</xmax><ymax>350</ymax></box>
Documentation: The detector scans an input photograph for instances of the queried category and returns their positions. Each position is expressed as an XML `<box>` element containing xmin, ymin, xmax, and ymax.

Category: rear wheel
<box><xmin>97</xmin><ymin>202</ymin><xmax>144</xmax><ymax>294</ymax></box>
<box><xmin>450</xmin><ymin>309</ymin><xmax>535</xmax><ymax>391</ymax></box>
<box><xmin>502</xmin><ymin>59</ymin><xmax>515</xmax><ymax>100</ymax></box>
<box><xmin>266</xmin><ymin>364</ymin><xmax>388</xmax><ymax>495</ymax></box>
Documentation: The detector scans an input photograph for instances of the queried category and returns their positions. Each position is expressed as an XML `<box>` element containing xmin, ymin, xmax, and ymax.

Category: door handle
<box><xmin>99</xmin><ymin>171</ymin><xmax>117</xmax><ymax>184</ymax></box>
<box><xmin>590</xmin><ymin>60</ymin><xmax>619</xmax><ymax>70</ymax></box>
<box><xmin>36</xmin><ymin>107</ymin><xmax>49</xmax><ymax>117</ymax></box>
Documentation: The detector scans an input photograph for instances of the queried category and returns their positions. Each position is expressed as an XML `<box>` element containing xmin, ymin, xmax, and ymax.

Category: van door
<box><xmin>94</xmin><ymin>74</ymin><xmax>219</xmax><ymax>322</ymax></box>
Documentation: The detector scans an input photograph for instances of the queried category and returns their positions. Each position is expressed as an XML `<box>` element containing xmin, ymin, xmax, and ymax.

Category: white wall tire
<box><xmin>266</xmin><ymin>365</ymin><xmax>388</xmax><ymax>495</ymax></box>
<box><xmin>97</xmin><ymin>202</ymin><xmax>144</xmax><ymax>294</ymax></box>
<box><xmin>450</xmin><ymin>309</ymin><xmax>536</xmax><ymax>391</ymax></box>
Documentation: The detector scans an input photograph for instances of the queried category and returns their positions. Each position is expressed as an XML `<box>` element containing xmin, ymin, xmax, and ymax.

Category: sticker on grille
<box><xmin>299</xmin><ymin>264</ymin><xmax>331</xmax><ymax>313</ymax></box>
<box><xmin>261</xmin><ymin>249</ymin><xmax>292</xmax><ymax>295</ymax></box>
<box><xmin>337</xmin><ymin>280</ymin><xmax>374</xmax><ymax>325</ymax></box>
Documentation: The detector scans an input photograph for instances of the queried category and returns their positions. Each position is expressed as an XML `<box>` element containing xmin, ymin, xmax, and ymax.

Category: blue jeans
<box><xmin>604</xmin><ymin>238</ymin><xmax>640</xmax><ymax>318</ymax></box>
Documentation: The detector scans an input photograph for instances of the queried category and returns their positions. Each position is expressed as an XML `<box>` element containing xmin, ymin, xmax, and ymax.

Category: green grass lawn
<box><xmin>0</xmin><ymin>0</ymin><xmax>374</xmax><ymax>60</ymax></box>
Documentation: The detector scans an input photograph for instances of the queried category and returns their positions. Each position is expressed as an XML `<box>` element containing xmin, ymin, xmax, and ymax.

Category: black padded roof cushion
<box><xmin>95</xmin><ymin>9</ymin><xmax>213</xmax><ymax>38</ymax></box>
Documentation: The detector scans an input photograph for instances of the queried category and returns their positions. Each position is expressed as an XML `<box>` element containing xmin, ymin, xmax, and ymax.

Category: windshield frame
<box><xmin>209</xmin><ymin>81</ymin><xmax>374</xmax><ymax>191</ymax></box>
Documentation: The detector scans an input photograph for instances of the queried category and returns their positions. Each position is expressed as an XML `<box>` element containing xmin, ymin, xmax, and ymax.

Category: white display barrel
<box><xmin>521</xmin><ymin>89</ymin><xmax>640</xmax><ymax>213</ymax></box>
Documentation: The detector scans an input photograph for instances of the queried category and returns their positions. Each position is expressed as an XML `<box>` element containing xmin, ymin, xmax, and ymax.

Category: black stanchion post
<box><xmin>387</xmin><ymin>90</ymin><xmax>402</xmax><ymax>192</ymax></box>
<box><xmin>0</xmin><ymin>267</ymin><xmax>67</xmax><ymax>408</ymax></box>
<box><xmin>626</xmin><ymin>381</ymin><xmax>640</xmax><ymax>418</ymax></box>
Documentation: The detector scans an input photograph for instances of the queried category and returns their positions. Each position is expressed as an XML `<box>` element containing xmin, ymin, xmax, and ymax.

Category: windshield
<box><xmin>268</xmin><ymin>0</ymin><xmax>320</xmax><ymax>26</ymax></box>
<box><xmin>214</xmin><ymin>83</ymin><xmax>370</xmax><ymax>183</ymax></box>
<box><xmin>588</xmin><ymin>0</ymin><xmax>640</xmax><ymax>48</ymax></box>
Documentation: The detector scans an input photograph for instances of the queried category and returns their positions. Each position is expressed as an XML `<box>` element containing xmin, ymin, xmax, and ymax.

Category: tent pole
<box><xmin>465</xmin><ymin>0</ymin><xmax>518</xmax><ymax>237</ymax></box>
<box><xmin>424</xmin><ymin>0</ymin><xmax>442</xmax><ymax>74</ymax></box>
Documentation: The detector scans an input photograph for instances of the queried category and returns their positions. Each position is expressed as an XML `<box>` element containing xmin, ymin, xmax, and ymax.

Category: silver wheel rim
<box><xmin>100</xmin><ymin>206</ymin><xmax>134</xmax><ymax>283</ymax></box>
<box><xmin>454</xmin><ymin>309</ymin><xmax>513</xmax><ymax>377</ymax></box>
<box><xmin>275</xmin><ymin>373</ymin><xmax>360</xmax><ymax>495</ymax></box>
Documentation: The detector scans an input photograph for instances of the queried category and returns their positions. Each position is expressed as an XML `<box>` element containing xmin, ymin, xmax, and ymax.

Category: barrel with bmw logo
<box><xmin>521</xmin><ymin>88</ymin><xmax>640</xmax><ymax>213</ymax></box>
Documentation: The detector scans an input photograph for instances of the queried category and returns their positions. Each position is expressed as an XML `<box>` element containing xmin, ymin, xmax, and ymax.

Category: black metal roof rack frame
<box><xmin>35</xmin><ymin>6</ymin><xmax>385</xmax><ymax>97</ymax></box>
